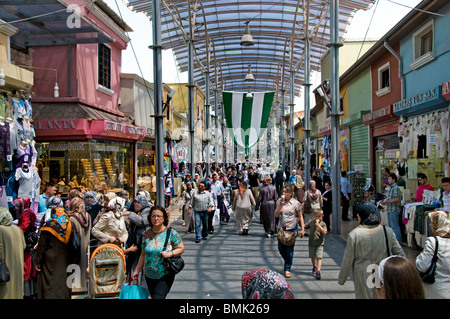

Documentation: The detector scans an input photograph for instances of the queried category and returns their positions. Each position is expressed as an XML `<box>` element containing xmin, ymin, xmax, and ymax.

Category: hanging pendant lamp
<box><xmin>240</xmin><ymin>21</ymin><xmax>254</xmax><ymax>46</ymax></box>
<box><xmin>245</xmin><ymin>64</ymin><xmax>255</xmax><ymax>81</ymax></box>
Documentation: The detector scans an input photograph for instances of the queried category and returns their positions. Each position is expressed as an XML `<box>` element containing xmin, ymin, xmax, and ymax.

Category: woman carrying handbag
<box><xmin>131</xmin><ymin>205</ymin><xmax>184</xmax><ymax>299</ymax></box>
<box><xmin>416</xmin><ymin>210</ymin><xmax>450</xmax><ymax>299</ymax></box>
<box><xmin>275</xmin><ymin>186</ymin><xmax>304</xmax><ymax>278</ymax></box>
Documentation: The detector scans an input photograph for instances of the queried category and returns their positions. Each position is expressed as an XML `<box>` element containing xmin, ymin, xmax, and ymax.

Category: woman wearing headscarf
<box><xmin>84</xmin><ymin>191</ymin><xmax>103</xmax><ymax>226</ymax></box>
<box><xmin>303</xmin><ymin>180</ymin><xmax>323</xmax><ymax>228</ymax></box>
<box><xmin>338</xmin><ymin>203</ymin><xmax>406</xmax><ymax>299</ymax></box>
<box><xmin>13</xmin><ymin>197</ymin><xmax>38</xmax><ymax>298</ymax></box>
<box><xmin>179</xmin><ymin>182</ymin><xmax>195</xmax><ymax>232</ymax></box>
<box><xmin>67</xmin><ymin>196</ymin><xmax>91</xmax><ymax>293</ymax></box>
<box><xmin>416</xmin><ymin>210</ymin><xmax>450</xmax><ymax>299</ymax></box>
<box><xmin>39</xmin><ymin>196</ymin><xmax>64</xmax><ymax>227</ymax></box>
<box><xmin>293</xmin><ymin>171</ymin><xmax>305</xmax><ymax>203</ymax></box>
<box><xmin>241</xmin><ymin>268</ymin><xmax>294</xmax><ymax>299</ymax></box>
<box><xmin>232</xmin><ymin>180</ymin><xmax>256</xmax><ymax>235</ymax></box>
<box><xmin>256</xmin><ymin>177</ymin><xmax>278</xmax><ymax>238</ymax></box>
<box><xmin>0</xmin><ymin>207</ymin><xmax>26</xmax><ymax>299</ymax></box>
<box><xmin>123</xmin><ymin>194</ymin><xmax>151</xmax><ymax>284</ymax></box>
<box><xmin>34</xmin><ymin>207</ymin><xmax>73</xmax><ymax>299</ymax></box>
<box><xmin>91</xmin><ymin>196</ymin><xmax>128</xmax><ymax>247</ymax></box>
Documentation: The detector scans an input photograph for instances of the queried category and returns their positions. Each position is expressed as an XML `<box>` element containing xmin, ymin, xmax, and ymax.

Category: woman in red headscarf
<box><xmin>13</xmin><ymin>197</ymin><xmax>38</xmax><ymax>299</ymax></box>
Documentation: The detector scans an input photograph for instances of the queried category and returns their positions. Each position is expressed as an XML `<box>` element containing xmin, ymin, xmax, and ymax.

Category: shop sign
<box><xmin>342</xmin><ymin>110</ymin><xmax>369</xmax><ymax>126</ymax></box>
<box><xmin>393</xmin><ymin>86</ymin><xmax>446</xmax><ymax>115</ymax></box>
<box><xmin>443</xmin><ymin>81</ymin><xmax>450</xmax><ymax>100</ymax></box>
<box><xmin>35</xmin><ymin>119</ymin><xmax>77</xmax><ymax>130</ymax></box>
<box><xmin>362</xmin><ymin>105</ymin><xmax>393</xmax><ymax>124</ymax></box>
<box><xmin>40</xmin><ymin>142</ymin><xmax>85</xmax><ymax>151</ymax></box>
<box><xmin>384</xmin><ymin>149</ymin><xmax>398</xmax><ymax>159</ymax></box>
<box><xmin>104</xmin><ymin>121</ymin><xmax>146</xmax><ymax>137</ymax></box>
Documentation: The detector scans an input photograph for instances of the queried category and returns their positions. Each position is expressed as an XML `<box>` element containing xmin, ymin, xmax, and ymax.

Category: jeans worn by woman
<box><xmin>278</xmin><ymin>241</ymin><xmax>295</xmax><ymax>271</ymax></box>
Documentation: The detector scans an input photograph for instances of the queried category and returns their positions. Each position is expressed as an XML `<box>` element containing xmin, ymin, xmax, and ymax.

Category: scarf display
<box><xmin>241</xmin><ymin>268</ymin><xmax>294</xmax><ymax>299</ymax></box>
<box><xmin>68</xmin><ymin>196</ymin><xmax>90</xmax><ymax>229</ymax></box>
<box><xmin>39</xmin><ymin>207</ymin><xmax>72</xmax><ymax>244</ymax></box>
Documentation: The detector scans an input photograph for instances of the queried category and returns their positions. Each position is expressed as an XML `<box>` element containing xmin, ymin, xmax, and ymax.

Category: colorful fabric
<box><xmin>141</xmin><ymin>227</ymin><xmax>182</xmax><ymax>279</ymax></box>
<box><xmin>39</xmin><ymin>207</ymin><xmax>72</xmax><ymax>244</ymax></box>
<box><xmin>241</xmin><ymin>269</ymin><xmax>294</xmax><ymax>299</ymax></box>
<box><xmin>12</xmin><ymin>196</ymin><xmax>31</xmax><ymax>212</ymax></box>
<box><xmin>223</xmin><ymin>91</ymin><xmax>274</xmax><ymax>154</ymax></box>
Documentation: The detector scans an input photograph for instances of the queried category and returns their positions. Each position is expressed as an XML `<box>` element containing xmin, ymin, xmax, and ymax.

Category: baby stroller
<box><xmin>87</xmin><ymin>241</ymin><xmax>127</xmax><ymax>299</ymax></box>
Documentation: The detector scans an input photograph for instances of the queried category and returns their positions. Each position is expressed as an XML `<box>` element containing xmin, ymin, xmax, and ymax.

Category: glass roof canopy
<box><xmin>127</xmin><ymin>0</ymin><xmax>374</xmax><ymax>107</ymax></box>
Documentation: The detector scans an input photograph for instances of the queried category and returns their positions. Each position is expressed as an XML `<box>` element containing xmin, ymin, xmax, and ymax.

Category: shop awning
<box><xmin>32</xmin><ymin>102</ymin><xmax>132</xmax><ymax>123</ymax></box>
<box><xmin>0</xmin><ymin>0</ymin><xmax>115</xmax><ymax>49</ymax></box>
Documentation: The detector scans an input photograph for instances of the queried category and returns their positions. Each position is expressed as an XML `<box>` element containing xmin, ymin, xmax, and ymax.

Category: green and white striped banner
<box><xmin>223</xmin><ymin>91</ymin><xmax>274</xmax><ymax>154</ymax></box>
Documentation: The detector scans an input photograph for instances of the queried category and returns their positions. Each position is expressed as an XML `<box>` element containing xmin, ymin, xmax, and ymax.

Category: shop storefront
<box><xmin>34</xmin><ymin>118</ymin><xmax>145</xmax><ymax>196</ymax></box>
<box><xmin>342</xmin><ymin>111</ymin><xmax>370</xmax><ymax>177</ymax></box>
<box><xmin>318</xmin><ymin>123</ymin><xmax>331</xmax><ymax>174</ymax></box>
<box><xmin>362</xmin><ymin>104</ymin><xmax>399</xmax><ymax>193</ymax></box>
<box><xmin>393</xmin><ymin>84</ymin><xmax>449</xmax><ymax>190</ymax></box>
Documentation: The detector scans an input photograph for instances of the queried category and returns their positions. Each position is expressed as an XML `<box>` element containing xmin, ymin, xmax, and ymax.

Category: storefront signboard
<box><xmin>362</xmin><ymin>105</ymin><xmax>396</xmax><ymax>126</ymax></box>
<box><xmin>393</xmin><ymin>85</ymin><xmax>447</xmax><ymax>115</ymax></box>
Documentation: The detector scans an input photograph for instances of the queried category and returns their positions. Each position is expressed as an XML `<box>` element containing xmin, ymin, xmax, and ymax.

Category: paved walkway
<box><xmin>74</xmin><ymin>201</ymin><xmax>421</xmax><ymax>300</ymax></box>
<box><xmin>166</xmin><ymin>201</ymin><xmax>356</xmax><ymax>299</ymax></box>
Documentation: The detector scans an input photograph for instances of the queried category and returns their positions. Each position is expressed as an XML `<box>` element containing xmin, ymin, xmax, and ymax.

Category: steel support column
<box><xmin>205</xmin><ymin>42</ymin><xmax>210</xmax><ymax>174</ymax></box>
<box><xmin>330</xmin><ymin>0</ymin><xmax>343</xmax><ymax>234</ymax></box>
<box><xmin>289</xmin><ymin>70</ymin><xmax>295</xmax><ymax>174</ymax></box>
<box><xmin>151</xmin><ymin>0</ymin><xmax>165</xmax><ymax>206</ymax></box>
<box><xmin>303</xmin><ymin>36</ymin><xmax>311</xmax><ymax>188</ymax></box>
<box><xmin>188</xmin><ymin>39</ymin><xmax>195</xmax><ymax>177</ymax></box>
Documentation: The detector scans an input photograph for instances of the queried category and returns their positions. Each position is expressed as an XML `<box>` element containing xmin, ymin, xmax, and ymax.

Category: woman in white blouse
<box><xmin>416</xmin><ymin>210</ymin><xmax>450</xmax><ymax>299</ymax></box>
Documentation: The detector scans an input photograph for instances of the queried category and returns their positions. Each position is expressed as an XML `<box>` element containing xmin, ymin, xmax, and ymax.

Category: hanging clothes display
<box><xmin>15</xmin><ymin>164</ymin><xmax>41</xmax><ymax>200</ymax></box>
<box><xmin>0</xmin><ymin>92</ymin><xmax>36</xmax><ymax>211</ymax></box>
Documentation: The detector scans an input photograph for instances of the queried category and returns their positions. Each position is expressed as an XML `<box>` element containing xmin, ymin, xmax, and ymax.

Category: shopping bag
<box><xmin>212</xmin><ymin>209</ymin><xmax>220</xmax><ymax>226</ymax></box>
<box><xmin>119</xmin><ymin>280</ymin><xmax>149</xmax><ymax>299</ymax></box>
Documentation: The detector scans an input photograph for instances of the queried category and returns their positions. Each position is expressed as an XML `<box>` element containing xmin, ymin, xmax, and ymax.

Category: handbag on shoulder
<box><xmin>0</xmin><ymin>241</ymin><xmax>10</xmax><ymax>283</ymax></box>
<box><xmin>162</xmin><ymin>227</ymin><xmax>185</xmax><ymax>274</ymax></box>
<box><xmin>420</xmin><ymin>236</ymin><xmax>439</xmax><ymax>284</ymax></box>
<box><xmin>277</xmin><ymin>227</ymin><xmax>297</xmax><ymax>246</ymax></box>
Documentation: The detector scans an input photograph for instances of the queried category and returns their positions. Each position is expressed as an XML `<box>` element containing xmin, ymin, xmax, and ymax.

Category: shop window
<box><xmin>376</xmin><ymin>62</ymin><xmax>391</xmax><ymax>97</ymax></box>
<box><xmin>35</xmin><ymin>140</ymin><xmax>134</xmax><ymax>196</ymax></box>
<box><xmin>98</xmin><ymin>43</ymin><xmax>111</xmax><ymax>90</ymax></box>
<box><xmin>410</xmin><ymin>19</ymin><xmax>434</xmax><ymax>70</ymax></box>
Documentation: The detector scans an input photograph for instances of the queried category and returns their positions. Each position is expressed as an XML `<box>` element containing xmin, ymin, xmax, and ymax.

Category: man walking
<box><xmin>340</xmin><ymin>171</ymin><xmax>352</xmax><ymax>221</ymax></box>
<box><xmin>188</xmin><ymin>181</ymin><xmax>215</xmax><ymax>243</ymax></box>
<box><xmin>274</xmin><ymin>166</ymin><xmax>285</xmax><ymax>197</ymax></box>
<box><xmin>211</xmin><ymin>173</ymin><xmax>225</xmax><ymax>228</ymax></box>
<box><xmin>381</xmin><ymin>174</ymin><xmax>402</xmax><ymax>243</ymax></box>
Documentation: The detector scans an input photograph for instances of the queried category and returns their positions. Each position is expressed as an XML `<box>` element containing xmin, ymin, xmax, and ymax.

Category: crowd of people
<box><xmin>0</xmin><ymin>160</ymin><xmax>449</xmax><ymax>300</ymax></box>
<box><xmin>0</xmin><ymin>183</ymin><xmax>184</xmax><ymax>299</ymax></box>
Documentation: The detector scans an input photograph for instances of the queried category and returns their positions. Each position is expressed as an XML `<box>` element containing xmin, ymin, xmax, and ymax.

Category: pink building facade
<box><xmin>31</xmin><ymin>0</ymin><xmax>144</xmax><ymax>196</ymax></box>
